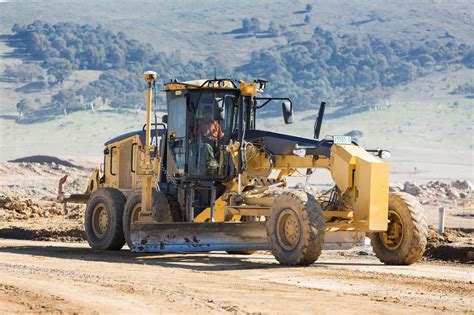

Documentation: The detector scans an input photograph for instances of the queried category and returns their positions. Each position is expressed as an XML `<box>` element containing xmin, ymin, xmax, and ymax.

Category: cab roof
<box><xmin>163</xmin><ymin>78</ymin><xmax>238</xmax><ymax>91</ymax></box>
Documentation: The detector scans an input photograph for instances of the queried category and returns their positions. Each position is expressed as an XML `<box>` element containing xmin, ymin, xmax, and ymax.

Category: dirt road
<box><xmin>0</xmin><ymin>239</ymin><xmax>472</xmax><ymax>314</ymax></box>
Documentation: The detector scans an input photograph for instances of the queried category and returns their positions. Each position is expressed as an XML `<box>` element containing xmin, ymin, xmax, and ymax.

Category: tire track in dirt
<box><xmin>0</xmin><ymin>260</ymin><xmax>247</xmax><ymax>314</ymax></box>
<box><xmin>0</xmin><ymin>239</ymin><xmax>472</xmax><ymax>314</ymax></box>
<box><xmin>236</xmin><ymin>263</ymin><xmax>473</xmax><ymax>312</ymax></box>
<box><xmin>0</xmin><ymin>283</ymin><xmax>82</xmax><ymax>313</ymax></box>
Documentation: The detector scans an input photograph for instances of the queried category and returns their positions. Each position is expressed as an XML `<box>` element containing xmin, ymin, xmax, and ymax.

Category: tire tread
<box><xmin>370</xmin><ymin>192</ymin><xmax>427</xmax><ymax>265</ymax></box>
<box><xmin>267</xmin><ymin>190</ymin><xmax>325</xmax><ymax>266</ymax></box>
<box><xmin>84</xmin><ymin>188</ymin><xmax>126</xmax><ymax>250</ymax></box>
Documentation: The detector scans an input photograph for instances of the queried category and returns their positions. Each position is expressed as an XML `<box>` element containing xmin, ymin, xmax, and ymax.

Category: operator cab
<box><xmin>164</xmin><ymin>79</ymin><xmax>252</xmax><ymax>182</ymax></box>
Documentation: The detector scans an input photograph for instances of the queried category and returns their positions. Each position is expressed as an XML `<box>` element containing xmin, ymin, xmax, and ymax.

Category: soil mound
<box><xmin>8</xmin><ymin>155</ymin><xmax>79</xmax><ymax>168</ymax></box>
<box><xmin>391</xmin><ymin>180</ymin><xmax>473</xmax><ymax>199</ymax></box>
<box><xmin>0</xmin><ymin>226</ymin><xmax>84</xmax><ymax>242</ymax></box>
<box><xmin>424</xmin><ymin>227</ymin><xmax>473</xmax><ymax>263</ymax></box>
<box><xmin>0</xmin><ymin>194</ymin><xmax>85</xmax><ymax>243</ymax></box>
<box><xmin>0</xmin><ymin>195</ymin><xmax>63</xmax><ymax>220</ymax></box>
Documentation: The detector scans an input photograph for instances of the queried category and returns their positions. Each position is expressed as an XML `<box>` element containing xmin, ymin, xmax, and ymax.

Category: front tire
<box><xmin>267</xmin><ymin>190</ymin><xmax>325</xmax><ymax>266</ymax></box>
<box><xmin>84</xmin><ymin>188</ymin><xmax>126</xmax><ymax>250</ymax></box>
<box><xmin>369</xmin><ymin>192</ymin><xmax>428</xmax><ymax>265</ymax></box>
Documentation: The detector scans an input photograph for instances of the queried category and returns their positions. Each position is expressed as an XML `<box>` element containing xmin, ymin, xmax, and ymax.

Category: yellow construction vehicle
<box><xmin>58</xmin><ymin>71</ymin><xmax>428</xmax><ymax>265</ymax></box>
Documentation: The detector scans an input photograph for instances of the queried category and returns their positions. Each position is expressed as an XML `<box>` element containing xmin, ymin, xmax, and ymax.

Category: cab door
<box><xmin>166</xmin><ymin>93</ymin><xmax>187</xmax><ymax>178</ymax></box>
<box><xmin>186</xmin><ymin>91</ymin><xmax>235</xmax><ymax>179</ymax></box>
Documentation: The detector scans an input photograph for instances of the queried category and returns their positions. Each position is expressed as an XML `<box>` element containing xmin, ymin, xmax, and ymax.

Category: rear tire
<box><xmin>267</xmin><ymin>190</ymin><xmax>325</xmax><ymax>266</ymax></box>
<box><xmin>123</xmin><ymin>189</ymin><xmax>178</xmax><ymax>249</ymax></box>
<box><xmin>84</xmin><ymin>188</ymin><xmax>126</xmax><ymax>250</ymax></box>
<box><xmin>369</xmin><ymin>192</ymin><xmax>428</xmax><ymax>265</ymax></box>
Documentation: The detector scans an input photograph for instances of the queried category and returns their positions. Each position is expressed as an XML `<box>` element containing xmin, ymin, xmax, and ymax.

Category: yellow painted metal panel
<box><xmin>273</xmin><ymin>155</ymin><xmax>330</xmax><ymax>169</ymax></box>
<box><xmin>329</xmin><ymin>144</ymin><xmax>389</xmax><ymax>232</ymax></box>
<box><xmin>194</xmin><ymin>196</ymin><xmax>227</xmax><ymax>222</ymax></box>
<box><xmin>353</xmin><ymin>153</ymin><xmax>390</xmax><ymax>231</ymax></box>
<box><xmin>164</xmin><ymin>83</ymin><xmax>189</xmax><ymax>91</ymax></box>
<box><xmin>119</xmin><ymin>139</ymin><xmax>133</xmax><ymax>189</ymax></box>
<box><xmin>330</xmin><ymin>145</ymin><xmax>356</xmax><ymax>193</ymax></box>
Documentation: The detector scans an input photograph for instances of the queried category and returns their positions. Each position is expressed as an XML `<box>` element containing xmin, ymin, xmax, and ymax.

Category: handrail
<box><xmin>110</xmin><ymin>146</ymin><xmax>116</xmax><ymax>176</ymax></box>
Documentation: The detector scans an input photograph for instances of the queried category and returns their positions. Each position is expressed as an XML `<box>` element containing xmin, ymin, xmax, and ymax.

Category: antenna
<box><xmin>214</xmin><ymin>68</ymin><xmax>217</xmax><ymax>80</ymax></box>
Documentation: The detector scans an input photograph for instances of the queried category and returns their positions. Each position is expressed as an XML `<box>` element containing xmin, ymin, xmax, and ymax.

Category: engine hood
<box><xmin>240</xmin><ymin>129</ymin><xmax>332</xmax><ymax>157</ymax></box>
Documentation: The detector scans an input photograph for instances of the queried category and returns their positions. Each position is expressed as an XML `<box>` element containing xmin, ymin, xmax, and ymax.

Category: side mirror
<box><xmin>162</xmin><ymin>114</ymin><xmax>168</xmax><ymax>124</ymax></box>
<box><xmin>213</xmin><ymin>97</ymin><xmax>226</xmax><ymax>121</ymax></box>
<box><xmin>282</xmin><ymin>101</ymin><xmax>293</xmax><ymax>124</ymax></box>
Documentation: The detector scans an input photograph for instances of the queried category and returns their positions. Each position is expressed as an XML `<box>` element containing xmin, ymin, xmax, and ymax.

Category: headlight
<box><xmin>293</xmin><ymin>148</ymin><xmax>306</xmax><ymax>157</ymax></box>
<box><xmin>378</xmin><ymin>150</ymin><xmax>391</xmax><ymax>159</ymax></box>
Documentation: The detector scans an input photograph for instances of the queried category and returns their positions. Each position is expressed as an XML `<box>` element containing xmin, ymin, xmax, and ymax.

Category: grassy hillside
<box><xmin>1</xmin><ymin>0</ymin><xmax>473</xmax><ymax>64</ymax></box>
<box><xmin>0</xmin><ymin>0</ymin><xmax>473</xmax><ymax>182</ymax></box>
<box><xmin>1</xmin><ymin>16</ymin><xmax>472</xmax><ymax>119</ymax></box>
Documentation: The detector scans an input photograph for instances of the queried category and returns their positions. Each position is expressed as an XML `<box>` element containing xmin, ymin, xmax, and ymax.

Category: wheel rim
<box><xmin>276</xmin><ymin>209</ymin><xmax>301</xmax><ymax>250</ymax></box>
<box><xmin>92</xmin><ymin>203</ymin><xmax>109</xmax><ymax>238</ymax></box>
<box><xmin>380</xmin><ymin>210</ymin><xmax>404</xmax><ymax>250</ymax></box>
<box><xmin>131</xmin><ymin>203</ymin><xmax>141</xmax><ymax>224</ymax></box>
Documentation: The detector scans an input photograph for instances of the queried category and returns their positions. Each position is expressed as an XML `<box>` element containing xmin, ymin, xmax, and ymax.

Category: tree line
<box><xmin>236</xmin><ymin>27</ymin><xmax>473</xmax><ymax>115</ymax></box>
<box><xmin>10</xmin><ymin>21</ymin><xmax>214</xmax><ymax>116</ymax></box>
<box><xmin>8</xmin><ymin>20</ymin><xmax>474</xmax><ymax>119</ymax></box>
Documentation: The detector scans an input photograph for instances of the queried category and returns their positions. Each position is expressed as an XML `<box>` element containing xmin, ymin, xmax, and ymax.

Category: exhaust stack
<box><xmin>314</xmin><ymin>101</ymin><xmax>326</xmax><ymax>139</ymax></box>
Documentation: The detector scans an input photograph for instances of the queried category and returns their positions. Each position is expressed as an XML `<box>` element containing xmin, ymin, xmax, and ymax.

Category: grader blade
<box><xmin>130</xmin><ymin>221</ymin><xmax>270</xmax><ymax>253</ymax></box>
<box><xmin>130</xmin><ymin>221</ymin><xmax>366</xmax><ymax>253</ymax></box>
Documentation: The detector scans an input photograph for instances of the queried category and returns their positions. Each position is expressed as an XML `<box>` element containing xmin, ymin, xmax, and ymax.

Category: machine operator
<box><xmin>198</xmin><ymin>106</ymin><xmax>224</xmax><ymax>174</ymax></box>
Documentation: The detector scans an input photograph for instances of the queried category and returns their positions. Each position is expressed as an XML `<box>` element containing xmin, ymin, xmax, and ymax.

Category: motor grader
<box><xmin>58</xmin><ymin>71</ymin><xmax>428</xmax><ymax>266</ymax></box>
